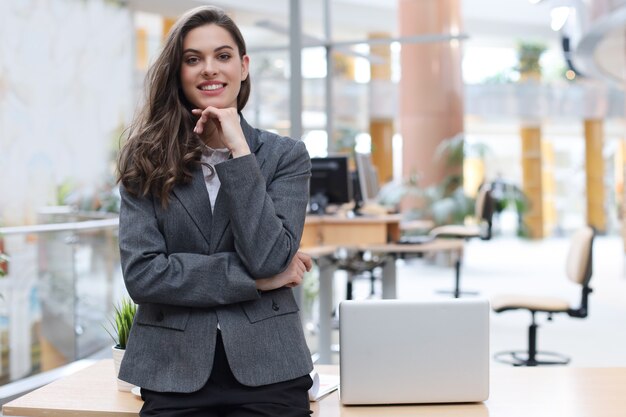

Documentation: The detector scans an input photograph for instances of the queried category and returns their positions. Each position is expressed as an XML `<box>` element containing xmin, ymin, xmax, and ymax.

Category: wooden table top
<box><xmin>5</xmin><ymin>361</ymin><xmax>626</xmax><ymax>417</ymax></box>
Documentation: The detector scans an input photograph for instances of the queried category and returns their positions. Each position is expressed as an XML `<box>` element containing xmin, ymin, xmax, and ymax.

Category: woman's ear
<box><xmin>241</xmin><ymin>55</ymin><xmax>250</xmax><ymax>81</ymax></box>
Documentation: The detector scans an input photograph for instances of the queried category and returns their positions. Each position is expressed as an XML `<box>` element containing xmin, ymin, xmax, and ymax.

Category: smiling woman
<box><xmin>115</xmin><ymin>5</ymin><xmax>314</xmax><ymax>417</ymax></box>
<box><xmin>180</xmin><ymin>25</ymin><xmax>249</xmax><ymax>115</ymax></box>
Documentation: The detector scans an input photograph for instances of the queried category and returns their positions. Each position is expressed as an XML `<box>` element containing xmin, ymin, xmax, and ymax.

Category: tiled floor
<box><xmin>303</xmin><ymin>234</ymin><xmax>626</xmax><ymax>368</ymax></box>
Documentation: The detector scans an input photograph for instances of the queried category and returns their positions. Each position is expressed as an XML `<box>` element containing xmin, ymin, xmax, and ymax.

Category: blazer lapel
<box><xmin>209</xmin><ymin>115</ymin><xmax>264</xmax><ymax>253</ymax></box>
<box><xmin>209</xmin><ymin>188</ymin><xmax>229</xmax><ymax>253</ymax></box>
<box><xmin>172</xmin><ymin>167</ymin><xmax>213</xmax><ymax>246</ymax></box>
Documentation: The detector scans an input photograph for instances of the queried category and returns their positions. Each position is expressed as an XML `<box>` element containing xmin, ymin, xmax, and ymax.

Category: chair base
<box><xmin>494</xmin><ymin>350</ymin><xmax>570</xmax><ymax>366</ymax></box>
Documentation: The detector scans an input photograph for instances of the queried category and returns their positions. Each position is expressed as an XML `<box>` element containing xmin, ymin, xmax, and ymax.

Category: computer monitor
<box><xmin>309</xmin><ymin>156</ymin><xmax>353</xmax><ymax>214</ymax></box>
<box><xmin>354</xmin><ymin>152</ymin><xmax>380</xmax><ymax>203</ymax></box>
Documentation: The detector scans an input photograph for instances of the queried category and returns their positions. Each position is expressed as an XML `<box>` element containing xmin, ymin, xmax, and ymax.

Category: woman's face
<box><xmin>180</xmin><ymin>24</ymin><xmax>249</xmax><ymax>111</ymax></box>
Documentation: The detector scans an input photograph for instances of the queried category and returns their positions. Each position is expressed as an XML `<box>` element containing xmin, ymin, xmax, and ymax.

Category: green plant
<box><xmin>105</xmin><ymin>298</ymin><xmax>137</xmax><ymax>349</ymax></box>
<box><xmin>377</xmin><ymin>133</ymin><xmax>493</xmax><ymax>227</ymax></box>
<box><xmin>335</xmin><ymin>126</ymin><xmax>360</xmax><ymax>153</ymax></box>
<box><xmin>488</xmin><ymin>178</ymin><xmax>531</xmax><ymax>237</ymax></box>
<box><xmin>517</xmin><ymin>42</ymin><xmax>546</xmax><ymax>76</ymax></box>
<box><xmin>424</xmin><ymin>184</ymin><xmax>474</xmax><ymax>225</ymax></box>
<box><xmin>57</xmin><ymin>176</ymin><xmax>121</xmax><ymax>213</ymax></box>
<box><xmin>427</xmin><ymin>133</ymin><xmax>489</xmax><ymax>225</ymax></box>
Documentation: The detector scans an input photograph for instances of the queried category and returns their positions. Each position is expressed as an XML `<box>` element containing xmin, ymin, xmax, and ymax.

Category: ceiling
<box><xmin>127</xmin><ymin>0</ymin><xmax>560</xmax><ymax>49</ymax></box>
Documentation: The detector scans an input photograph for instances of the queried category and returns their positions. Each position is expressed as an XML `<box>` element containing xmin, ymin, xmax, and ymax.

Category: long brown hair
<box><xmin>117</xmin><ymin>6</ymin><xmax>251</xmax><ymax>206</ymax></box>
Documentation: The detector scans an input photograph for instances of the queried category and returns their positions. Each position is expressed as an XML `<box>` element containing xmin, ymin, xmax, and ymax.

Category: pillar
<box><xmin>369</xmin><ymin>33</ymin><xmax>394</xmax><ymax>185</ymax></box>
<box><xmin>542</xmin><ymin>140</ymin><xmax>556</xmax><ymax>236</ymax></box>
<box><xmin>585</xmin><ymin>119</ymin><xmax>606</xmax><ymax>233</ymax></box>
<box><xmin>521</xmin><ymin>125</ymin><xmax>544</xmax><ymax>238</ymax></box>
<box><xmin>398</xmin><ymin>0</ymin><xmax>464</xmax><ymax>188</ymax></box>
<box><xmin>163</xmin><ymin>17</ymin><xmax>176</xmax><ymax>39</ymax></box>
<box><xmin>135</xmin><ymin>27</ymin><xmax>148</xmax><ymax>71</ymax></box>
<box><xmin>463</xmin><ymin>157</ymin><xmax>484</xmax><ymax>197</ymax></box>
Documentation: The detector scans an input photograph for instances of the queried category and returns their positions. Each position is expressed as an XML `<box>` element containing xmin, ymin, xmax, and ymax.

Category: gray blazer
<box><xmin>118</xmin><ymin>116</ymin><xmax>313</xmax><ymax>393</ymax></box>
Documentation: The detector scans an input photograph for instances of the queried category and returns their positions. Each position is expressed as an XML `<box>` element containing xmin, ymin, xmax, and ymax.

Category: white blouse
<box><xmin>200</xmin><ymin>146</ymin><xmax>231</xmax><ymax>212</ymax></box>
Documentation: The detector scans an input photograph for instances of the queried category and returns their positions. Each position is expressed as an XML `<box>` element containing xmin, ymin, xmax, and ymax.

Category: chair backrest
<box><xmin>566</xmin><ymin>226</ymin><xmax>594</xmax><ymax>286</ymax></box>
<box><xmin>475</xmin><ymin>186</ymin><xmax>494</xmax><ymax>222</ymax></box>
<box><xmin>475</xmin><ymin>186</ymin><xmax>494</xmax><ymax>240</ymax></box>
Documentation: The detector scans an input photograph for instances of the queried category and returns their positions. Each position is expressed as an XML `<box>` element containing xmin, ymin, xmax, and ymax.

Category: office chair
<box><xmin>425</xmin><ymin>185</ymin><xmax>494</xmax><ymax>297</ymax></box>
<box><xmin>428</xmin><ymin>185</ymin><xmax>495</xmax><ymax>241</ymax></box>
<box><xmin>491</xmin><ymin>225</ymin><xmax>595</xmax><ymax>366</ymax></box>
<box><xmin>336</xmin><ymin>249</ymin><xmax>385</xmax><ymax>300</ymax></box>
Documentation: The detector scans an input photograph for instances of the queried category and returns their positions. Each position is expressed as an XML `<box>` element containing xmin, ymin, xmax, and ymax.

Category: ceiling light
<box><xmin>550</xmin><ymin>6</ymin><xmax>571</xmax><ymax>31</ymax></box>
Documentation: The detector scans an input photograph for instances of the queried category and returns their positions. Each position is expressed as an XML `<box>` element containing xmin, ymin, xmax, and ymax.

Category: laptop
<box><xmin>339</xmin><ymin>298</ymin><xmax>490</xmax><ymax>405</ymax></box>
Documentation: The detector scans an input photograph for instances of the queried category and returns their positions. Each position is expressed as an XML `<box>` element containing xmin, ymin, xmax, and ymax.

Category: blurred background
<box><xmin>0</xmin><ymin>0</ymin><xmax>624</xmax><ymax>397</ymax></box>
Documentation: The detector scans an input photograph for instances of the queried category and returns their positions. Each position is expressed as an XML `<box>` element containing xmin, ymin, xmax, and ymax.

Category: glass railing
<box><xmin>0</xmin><ymin>209</ymin><xmax>125</xmax><ymax>385</ymax></box>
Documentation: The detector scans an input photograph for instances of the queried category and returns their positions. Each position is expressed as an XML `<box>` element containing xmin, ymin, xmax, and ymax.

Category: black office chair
<box><xmin>335</xmin><ymin>249</ymin><xmax>385</xmax><ymax>300</ymax></box>
<box><xmin>491</xmin><ymin>226</ymin><xmax>595</xmax><ymax>366</ymax></box>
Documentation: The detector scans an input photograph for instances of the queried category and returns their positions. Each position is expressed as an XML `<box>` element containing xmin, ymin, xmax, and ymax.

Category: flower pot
<box><xmin>111</xmin><ymin>345</ymin><xmax>135</xmax><ymax>392</ymax></box>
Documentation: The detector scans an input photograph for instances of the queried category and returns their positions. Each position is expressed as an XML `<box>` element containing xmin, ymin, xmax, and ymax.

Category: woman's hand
<box><xmin>255</xmin><ymin>252</ymin><xmax>313</xmax><ymax>292</ymax></box>
<box><xmin>192</xmin><ymin>106</ymin><xmax>250</xmax><ymax>157</ymax></box>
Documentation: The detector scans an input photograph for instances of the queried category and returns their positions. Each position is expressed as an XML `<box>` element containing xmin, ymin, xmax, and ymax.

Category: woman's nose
<box><xmin>201</xmin><ymin>59</ymin><xmax>217</xmax><ymax>77</ymax></box>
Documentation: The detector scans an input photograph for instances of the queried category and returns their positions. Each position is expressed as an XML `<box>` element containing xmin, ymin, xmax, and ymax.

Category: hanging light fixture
<box><xmin>550</xmin><ymin>6</ymin><xmax>571</xmax><ymax>31</ymax></box>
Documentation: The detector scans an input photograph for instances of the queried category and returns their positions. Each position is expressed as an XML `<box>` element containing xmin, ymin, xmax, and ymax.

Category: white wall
<box><xmin>0</xmin><ymin>0</ymin><xmax>134</xmax><ymax>226</ymax></box>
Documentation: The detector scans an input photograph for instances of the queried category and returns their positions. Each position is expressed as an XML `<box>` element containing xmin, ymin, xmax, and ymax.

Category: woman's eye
<box><xmin>185</xmin><ymin>56</ymin><xmax>199</xmax><ymax>65</ymax></box>
<box><xmin>218</xmin><ymin>53</ymin><xmax>231</xmax><ymax>61</ymax></box>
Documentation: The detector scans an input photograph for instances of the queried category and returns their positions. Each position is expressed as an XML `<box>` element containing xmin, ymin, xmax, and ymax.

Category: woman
<box><xmin>116</xmin><ymin>6</ymin><xmax>314</xmax><ymax>417</ymax></box>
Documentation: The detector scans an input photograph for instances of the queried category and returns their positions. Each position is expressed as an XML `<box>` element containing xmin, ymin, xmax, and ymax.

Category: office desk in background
<box><xmin>300</xmin><ymin>215</ymin><xmax>465</xmax><ymax>364</ymax></box>
<box><xmin>301</xmin><ymin>214</ymin><xmax>402</xmax><ymax>247</ymax></box>
<box><xmin>4</xmin><ymin>361</ymin><xmax>626</xmax><ymax>417</ymax></box>
<box><xmin>301</xmin><ymin>214</ymin><xmax>402</xmax><ymax>363</ymax></box>
<box><xmin>361</xmin><ymin>239</ymin><xmax>465</xmax><ymax>298</ymax></box>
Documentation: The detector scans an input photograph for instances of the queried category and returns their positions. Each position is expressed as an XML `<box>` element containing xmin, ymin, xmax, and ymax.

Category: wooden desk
<box><xmin>300</xmin><ymin>214</ymin><xmax>401</xmax><ymax>363</ymax></box>
<box><xmin>362</xmin><ymin>239</ymin><xmax>466</xmax><ymax>298</ymax></box>
<box><xmin>5</xmin><ymin>361</ymin><xmax>626</xmax><ymax>417</ymax></box>
<box><xmin>302</xmin><ymin>214</ymin><xmax>402</xmax><ymax>248</ymax></box>
<box><xmin>3</xmin><ymin>360</ymin><xmax>140</xmax><ymax>417</ymax></box>
<box><xmin>312</xmin><ymin>365</ymin><xmax>626</xmax><ymax>417</ymax></box>
<box><xmin>301</xmin><ymin>239</ymin><xmax>465</xmax><ymax>364</ymax></box>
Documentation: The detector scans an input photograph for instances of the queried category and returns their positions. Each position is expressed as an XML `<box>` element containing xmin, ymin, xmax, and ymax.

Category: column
<box><xmin>542</xmin><ymin>140</ymin><xmax>556</xmax><ymax>236</ymax></box>
<box><xmin>585</xmin><ymin>119</ymin><xmax>606</xmax><ymax>233</ymax></box>
<box><xmin>369</xmin><ymin>33</ymin><xmax>394</xmax><ymax>185</ymax></box>
<box><xmin>463</xmin><ymin>157</ymin><xmax>484</xmax><ymax>197</ymax></box>
<box><xmin>135</xmin><ymin>27</ymin><xmax>148</xmax><ymax>71</ymax></box>
<box><xmin>521</xmin><ymin>125</ymin><xmax>544</xmax><ymax>238</ymax></box>
<box><xmin>162</xmin><ymin>17</ymin><xmax>176</xmax><ymax>39</ymax></box>
<box><xmin>398</xmin><ymin>0</ymin><xmax>464</xmax><ymax>188</ymax></box>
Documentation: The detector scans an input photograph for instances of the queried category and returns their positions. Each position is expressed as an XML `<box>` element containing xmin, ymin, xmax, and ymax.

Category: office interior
<box><xmin>0</xmin><ymin>0</ymin><xmax>625</xmax><ymax>407</ymax></box>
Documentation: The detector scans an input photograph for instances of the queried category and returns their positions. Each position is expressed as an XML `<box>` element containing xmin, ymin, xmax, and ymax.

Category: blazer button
<box><xmin>156</xmin><ymin>310</ymin><xmax>164</xmax><ymax>322</ymax></box>
<box><xmin>272</xmin><ymin>301</ymin><xmax>280</xmax><ymax>312</ymax></box>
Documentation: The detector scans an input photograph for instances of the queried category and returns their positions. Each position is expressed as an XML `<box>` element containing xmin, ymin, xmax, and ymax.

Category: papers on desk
<box><xmin>397</xmin><ymin>234</ymin><xmax>435</xmax><ymax>244</ymax></box>
<box><xmin>308</xmin><ymin>370</ymin><xmax>340</xmax><ymax>401</ymax></box>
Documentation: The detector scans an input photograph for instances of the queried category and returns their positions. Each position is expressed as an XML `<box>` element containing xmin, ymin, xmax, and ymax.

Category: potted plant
<box><xmin>517</xmin><ymin>41</ymin><xmax>546</xmax><ymax>81</ymax></box>
<box><xmin>105</xmin><ymin>297</ymin><xmax>137</xmax><ymax>391</ymax></box>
